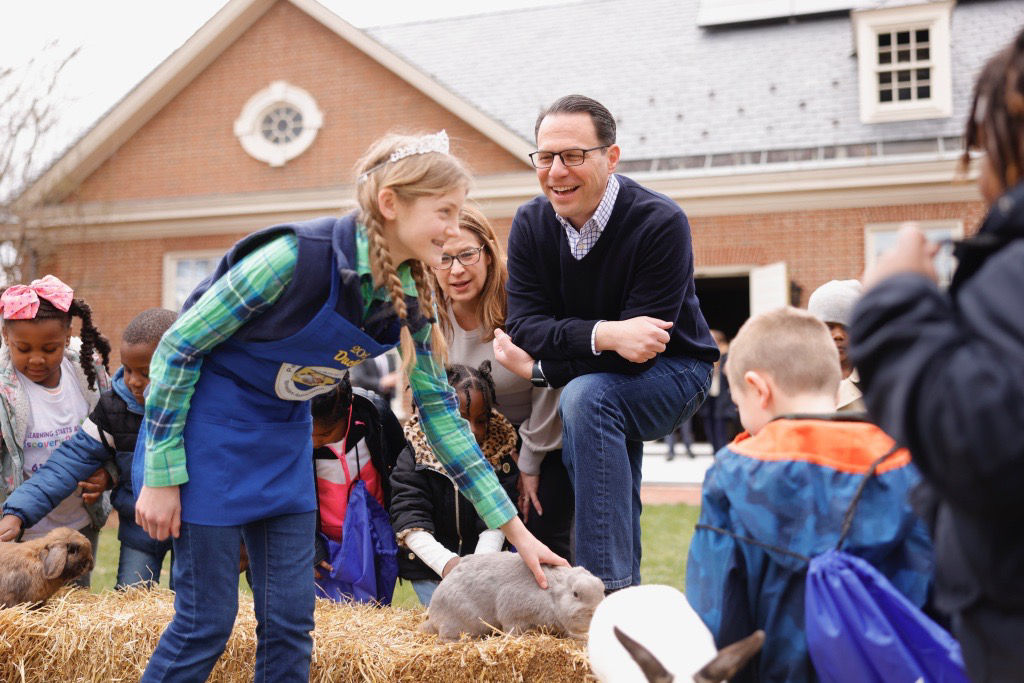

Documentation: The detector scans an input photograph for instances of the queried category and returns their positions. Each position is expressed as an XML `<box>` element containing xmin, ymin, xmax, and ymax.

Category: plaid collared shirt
<box><xmin>556</xmin><ymin>173</ymin><xmax>620</xmax><ymax>260</ymax></box>
<box><xmin>144</xmin><ymin>226</ymin><xmax>515</xmax><ymax>529</ymax></box>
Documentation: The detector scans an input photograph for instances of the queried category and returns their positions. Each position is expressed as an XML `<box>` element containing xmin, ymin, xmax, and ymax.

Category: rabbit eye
<box><xmin>68</xmin><ymin>545</ymin><xmax>78</xmax><ymax>554</ymax></box>
<box><xmin>573</xmin><ymin>591</ymin><xmax>579</xmax><ymax>599</ymax></box>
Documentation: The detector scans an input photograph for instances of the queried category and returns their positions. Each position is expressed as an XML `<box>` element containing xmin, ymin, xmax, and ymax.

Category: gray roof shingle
<box><xmin>368</xmin><ymin>0</ymin><xmax>1024</xmax><ymax>164</ymax></box>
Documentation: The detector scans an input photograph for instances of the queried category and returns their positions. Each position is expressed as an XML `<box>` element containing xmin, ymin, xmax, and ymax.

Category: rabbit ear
<box><xmin>694</xmin><ymin>630</ymin><xmax>765</xmax><ymax>683</ymax></box>
<box><xmin>43</xmin><ymin>543</ymin><xmax>69</xmax><ymax>580</ymax></box>
<box><xmin>613</xmin><ymin>626</ymin><xmax>674</xmax><ymax>683</ymax></box>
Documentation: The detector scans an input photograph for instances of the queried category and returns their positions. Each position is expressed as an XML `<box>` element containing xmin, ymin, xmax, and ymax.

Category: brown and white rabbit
<box><xmin>420</xmin><ymin>551</ymin><xmax>606</xmax><ymax>642</ymax></box>
<box><xmin>0</xmin><ymin>526</ymin><xmax>94</xmax><ymax>608</ymax></box>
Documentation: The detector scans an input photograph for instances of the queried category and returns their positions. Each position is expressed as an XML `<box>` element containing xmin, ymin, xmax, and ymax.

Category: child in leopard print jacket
<box><xmin>389</xmin><ymin>361</ymin><xmax>519</xmax><ymax>606</ymax></box>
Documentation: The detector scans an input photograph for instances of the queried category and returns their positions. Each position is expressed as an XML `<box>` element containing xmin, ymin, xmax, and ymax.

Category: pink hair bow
<box><xmin>1</xmin><ymin>275</ymin><xmax>74</xmax><ymax>320</ymax></box>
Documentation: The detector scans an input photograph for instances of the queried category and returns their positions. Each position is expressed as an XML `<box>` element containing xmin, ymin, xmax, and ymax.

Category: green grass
<box><xmin>91</xmin><ymin>503</ymin><xmax>700</xmax><ymax>607</ymax></box>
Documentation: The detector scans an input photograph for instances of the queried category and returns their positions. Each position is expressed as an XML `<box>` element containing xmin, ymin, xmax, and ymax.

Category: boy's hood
<box><xmin>111</xmin><ymin>367</ymin><xmax>144</xmax><ymax>415</ymax></box>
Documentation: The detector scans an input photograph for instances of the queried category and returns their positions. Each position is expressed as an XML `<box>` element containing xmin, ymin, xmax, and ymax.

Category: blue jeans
<box><xmin>559</xmin><ymin>355</ymin><xmax>712</xmax><ymax>590</ymax></box>
<box><xmin>412</xmin><ymin>579</ymin><xmax>439</xmax><ymax>606</ymax></box>
<box><xmin>117</xmin><ymin>543</ymin><xmax>173</xmax><ymax>590</ymax></box>
<box><xmin>141</xmin><ymin>511</ymin><xmax>316</xmax><ymax>683</ymax></box>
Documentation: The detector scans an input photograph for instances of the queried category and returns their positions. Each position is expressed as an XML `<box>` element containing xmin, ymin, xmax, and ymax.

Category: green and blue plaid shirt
<box><xmin>143</xmin><ymin>227</ymin><xmax>515</xmax><ymax>529</ymax></box>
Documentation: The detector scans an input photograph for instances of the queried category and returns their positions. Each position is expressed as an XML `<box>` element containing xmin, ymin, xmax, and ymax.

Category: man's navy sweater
<box><xmin>506</xmin><ymin>174</ymin><xmax>719</xmax><ymax>388</ymax></box>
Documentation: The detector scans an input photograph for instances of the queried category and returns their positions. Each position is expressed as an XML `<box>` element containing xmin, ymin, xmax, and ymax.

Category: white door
<box><xmin>748</xmin><ymin>262</ymin><xmax>789</xmax><ymax>316</ymax></box>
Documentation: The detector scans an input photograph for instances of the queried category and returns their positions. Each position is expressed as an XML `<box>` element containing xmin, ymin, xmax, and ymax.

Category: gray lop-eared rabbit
<box><xmin>420</xmin><ymin>551</ymin><xmax>606</xmax><ymax>642</ymax></box>
<box><xmin>0</xmin><ymin>527</ymin><xmax>94</xmax><ymax>608</ymax></box>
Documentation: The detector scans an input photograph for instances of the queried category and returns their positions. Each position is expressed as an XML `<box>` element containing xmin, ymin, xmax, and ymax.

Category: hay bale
<box><xmin>0</xmin><ymin>587</ymin><xmax>595</xmax><ymax>682</ymax></box>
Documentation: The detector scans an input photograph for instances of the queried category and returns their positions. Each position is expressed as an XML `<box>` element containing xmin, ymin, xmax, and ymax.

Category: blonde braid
<box><xmin>410</xmin><ymin>260</ymin><xmax>448</xmax><ymax>366</ymax></box>
<box><xmin>363</xmin><ymin>214</ymin><xmax>417</xmax><ymax>374</ymax></box>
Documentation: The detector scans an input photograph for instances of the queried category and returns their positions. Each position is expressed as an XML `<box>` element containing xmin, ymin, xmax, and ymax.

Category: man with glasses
<box><xmin>493</xmin><ymin>94</ymin><xmax>719</xmax><ymax>591</ymax></box>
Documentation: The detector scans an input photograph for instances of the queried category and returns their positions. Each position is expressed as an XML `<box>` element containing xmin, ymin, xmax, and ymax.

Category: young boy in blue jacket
<box><xmin>686</xmin><ymin>307</ymin><xmax>933</xmax><ymax>682</ymax></box>
<box><xmin>0</xmin><ymin>308</ymin><xmax>177</xmax><ymax>588</ymax></box>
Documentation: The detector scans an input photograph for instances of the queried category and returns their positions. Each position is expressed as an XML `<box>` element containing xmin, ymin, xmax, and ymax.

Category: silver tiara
<box><xmin>358</xmin><ymin>130</ymin><xmax>450</xmax><ymax>183</ymax></box>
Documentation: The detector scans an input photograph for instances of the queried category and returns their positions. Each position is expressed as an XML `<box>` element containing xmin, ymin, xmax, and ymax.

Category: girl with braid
<box><xmin>0</xmin><ymin>274</ymin><xmax>112</xmax><ymax>587</ymax></box>
<box><xmin>133</xmin><ymin>131</ymin><xmax>566</xmax><ymax>682</ymax></box>
<box><xmin>852</xmin><ymin>29</ymin><xmax>1024</xmax><ymax>681</ymax></box>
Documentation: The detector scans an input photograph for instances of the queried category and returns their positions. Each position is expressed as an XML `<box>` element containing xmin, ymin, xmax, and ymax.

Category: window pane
<box><xmin>880</xmin><ymin>89</ymin><xmax>893</xmax><ymax>103</ymax></box>
<box><xmin>878</xmin><ymin>33</ymin><xmax>891</xmax><ymax>47</ymax></box>
<box><xmin>896</xmin><ymin>31</ymin><xmax>910</xmax><ymax>45</ymax></box>
<box><xmin>897</xmin><ymin>49</ymin><xmax>911</xmax><ymax>62</ymax></box>
<box><xmin>917</xmin><ymin>85</ymin><xmax>931</xmax><ymax>99</ymax></box>
<box><xmin>897</xmin><ymin>70</ymin><xmax>911</xmax><ymax>83</ymax></box>
<box><xmin>879</xmin><ymin>51</ymin><xmax>892</xmax><ymax>65</ymax></box>
<box><xmin>879</xmin><ymin>72</ymin><xmax>892</xmax><ymax>85</ymax></box>
<box><xmin>915</xmin><ymin>29</ymin><xmax>929</xmax><ymax>43</ymax></box>
<box><xmin>917</xmin><ymin>68</ymin><xmax>930</xmax><ymax>81</ymax></box>
<box><xmin>898</xmin><ymin>87</ymin><xmax>912</xmax><ymax>101</ymax></box>
<box><xmin>917</xmin><ymin>47</ymin><xmax>930</xmax><ymax>60</ymax></box>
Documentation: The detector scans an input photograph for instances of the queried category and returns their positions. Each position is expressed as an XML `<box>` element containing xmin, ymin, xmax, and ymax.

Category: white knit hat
<box><xmin>807</xmin><ymin>279</ymin><xmax>863</xmax><ymax>327</ymax></box>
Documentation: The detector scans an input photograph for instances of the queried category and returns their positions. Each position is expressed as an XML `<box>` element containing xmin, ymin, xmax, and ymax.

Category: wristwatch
<box><xmin>530</xmin><ymin>360</ymin><xmax>549</xmax><ymax>388</ymax></box>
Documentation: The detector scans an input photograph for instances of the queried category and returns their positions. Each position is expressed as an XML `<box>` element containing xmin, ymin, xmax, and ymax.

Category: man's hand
<box><xmin>863</xmin><ymin>225</ymin><xmax>939</xmax><ymax>290</ymax></box>
<box><xmin>0</xmin><ymin>514</ymin><xmax>23</xmax><ymax>542</ymax></box>
<box><xmin>78</xmin><ymin>467</ymin><xmax>112</xmax><ymax>505</ymax></box>
<box><xmin>595</xmin><ymin>317</ymin><xmax>673</xmax><ymax>362</ymax></box>
<box><xmin>441</xmin><ymin>556</ymin><xmax>460</xmax><ymax>578</ymax></box>
<box><xmin>517</xmin><ymin>472</ymin><xmax>542</xmax><ymax>523</ymax></box>
<box><xmin>135</xmin><ymin>485</ymin><xmax>182</xmax><ymax>541</ymax></box>
<box><xmin>493</xmin><ymin>328</ymin><xmax>535</xmax><ymax>380</ymax></box>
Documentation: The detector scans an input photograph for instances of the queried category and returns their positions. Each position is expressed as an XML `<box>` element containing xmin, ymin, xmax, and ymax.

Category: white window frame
<box><xmin>234</xmin><ymin>81</ymin><xmax>323</xmax><ymax>167</ymax></box>
<box><xmin>865</xmin><ymin>219</ymin><xmax>963</xmax><ymax>287</ymax></box>
<box><xmin>853</xmin><ymin>1</ymin><xmax>953</xmax><ymax>124</ymax></box>
<box><xmin>163</xmin><ymin>250</ymin><xmax>225</xmax><ymax>312</ymax></box>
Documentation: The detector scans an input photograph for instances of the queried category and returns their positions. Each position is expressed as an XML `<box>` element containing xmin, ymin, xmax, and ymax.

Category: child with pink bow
<box><xmin>0</xmin><ymin>274</ymin><xmax>112</xmax><ymax>586</ymax></box>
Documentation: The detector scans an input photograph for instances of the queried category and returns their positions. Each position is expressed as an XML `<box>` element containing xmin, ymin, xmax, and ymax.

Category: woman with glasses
<box><xmin>430</xmin><ymin>204</ymin><xmax>573</xmax><ymax>560</ymax></box>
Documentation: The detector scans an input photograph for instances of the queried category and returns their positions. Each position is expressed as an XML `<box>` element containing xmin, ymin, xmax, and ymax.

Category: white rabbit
<box><xmin>587</xmin><ymin>584</ymin><xmax>764</xmax><ymax>683</ymax></box>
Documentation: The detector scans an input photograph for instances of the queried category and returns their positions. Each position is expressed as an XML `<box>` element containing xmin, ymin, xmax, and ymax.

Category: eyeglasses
<box><xmin>528</xmin><ymin>145</ymin><xmax>610</xmax><ymax>169</ymax></box>
<box><xmin>434</xmin><ymin>245</ymin><xmax>485</xmax><ymax>270</ymax></box>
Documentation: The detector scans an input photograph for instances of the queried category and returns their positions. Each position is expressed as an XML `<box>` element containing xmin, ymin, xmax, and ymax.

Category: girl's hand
<box><xmin>492</xmin><ymin>329</ymin><xmax>535</xmax><ymax>381</ymax></box>
<box><xmin>78</xmin><ymin>467</ymin><xmax>112</xmax><ymax>505</ymax></box>
<box><xmin>499</xmin><ymin>515</ymin><xmax>568</xmax><ymax>589</ymax></box>
<box><xmin>314</xmin><ymin>560</ymin><xmax>333</xmax><ymax>580</ymax></box>
<box><xmin>442</xmin><ymin>556</ymin><xmax>460</xmax><ymax>578</ymax></box>
<box><xmin>517</xmin><ymin>472</ymin><xmax>543</xmax><ymax>523</ymax></box>
<box><xmin>0</xmin><ymin>514</ymin><xmax>23</xmax><ymax>542</ymax></box>
<box><xmin>135</xmin><ymin>485</ymin><xmax>182</xmax><ymax>541</ymax></box>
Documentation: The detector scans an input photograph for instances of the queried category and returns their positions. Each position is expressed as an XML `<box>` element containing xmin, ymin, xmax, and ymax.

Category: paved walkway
<box><xmin>640</xmin><ymin>440</ymin><xmax>713</xmax><ymax>505</ymax></box>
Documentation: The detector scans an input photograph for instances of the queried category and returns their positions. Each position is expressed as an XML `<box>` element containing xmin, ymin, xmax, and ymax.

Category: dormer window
<box><xmin>853</xmin><ymin>1</ymin><xmax>953</xmax><ymax>124</ymax></box>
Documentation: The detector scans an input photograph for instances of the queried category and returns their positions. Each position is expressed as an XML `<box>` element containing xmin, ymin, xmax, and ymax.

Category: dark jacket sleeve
<box><xmin>850</xmin><ymin>249</ymin><xmax>1024</xmax><ymax>518</ymax></box>
<box><xmin>388</xmin><ymin>447</ymin><xmax>437</xmax><ymax>535</ymax></box>
<box><xmin>2</xmin><ymin>425</ymin><xmax>113</xmax><ymax>527</ymax></box>
<box><xmin>506</xmin><ymin>205</ymin><xmax>690</xmax><ymax>387</ymax></box>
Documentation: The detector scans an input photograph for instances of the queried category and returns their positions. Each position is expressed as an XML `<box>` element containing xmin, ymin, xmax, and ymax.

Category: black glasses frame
<box><xmin>528</xmin><ymin>145</ymin><xmax>610</xmax><ymax>169</ymax></box>
<box><xmin>433</xmin><ymin>245</ymin><xmax>486</xmax><ymax>270</ymax></box>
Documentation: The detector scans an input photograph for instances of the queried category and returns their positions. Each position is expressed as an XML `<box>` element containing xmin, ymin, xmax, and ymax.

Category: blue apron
<box><xmin>136</xmin><ymin>248</ymin><xmax>395</xmax><ymax>526</ymax></box>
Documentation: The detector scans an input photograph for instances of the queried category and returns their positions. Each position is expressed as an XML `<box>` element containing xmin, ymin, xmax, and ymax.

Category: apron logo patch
<box><xmin>274</xmin><ymin>363</ymin><xmax>350</xmax><ymax>400</ymax></box>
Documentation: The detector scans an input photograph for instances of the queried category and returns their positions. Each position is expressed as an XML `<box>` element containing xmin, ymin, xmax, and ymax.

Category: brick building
<box><xmin>15</xmin><ymin>0</ymin><xmax>1023</xmax><ymax>360</ymax></box>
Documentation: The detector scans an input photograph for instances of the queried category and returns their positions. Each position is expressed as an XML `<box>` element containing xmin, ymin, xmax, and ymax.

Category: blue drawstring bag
<box><xmin>314</xmin><ymin>479</ymin><xmax>398</xmax><ymax>605</ymax></box>
<box><xmin>803</xmin><ymin>446</ymin><xmax>968</xmax><ymax>683</ymax></box>
<box><xmin>806</xmin><ymin>549</ymin><xmax>968</xmax><ymax>683</ymax></box>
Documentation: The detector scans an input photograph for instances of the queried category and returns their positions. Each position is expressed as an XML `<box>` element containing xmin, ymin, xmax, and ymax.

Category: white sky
<box><xmin>0</xmin><ymin>0</ymin><xmax>569</xmax><ymax>167</ymax></box>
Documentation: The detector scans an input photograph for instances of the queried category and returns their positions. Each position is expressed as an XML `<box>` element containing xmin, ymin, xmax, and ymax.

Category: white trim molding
<box><xmin>853</xmin><ymin>1</ymin><xmax>954</xmax><ymax>124</ymax></box>
<box><xmin>234</xmin><ymin>81</ymin><xmax>323</xmax><ymax>167</ymax></box>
